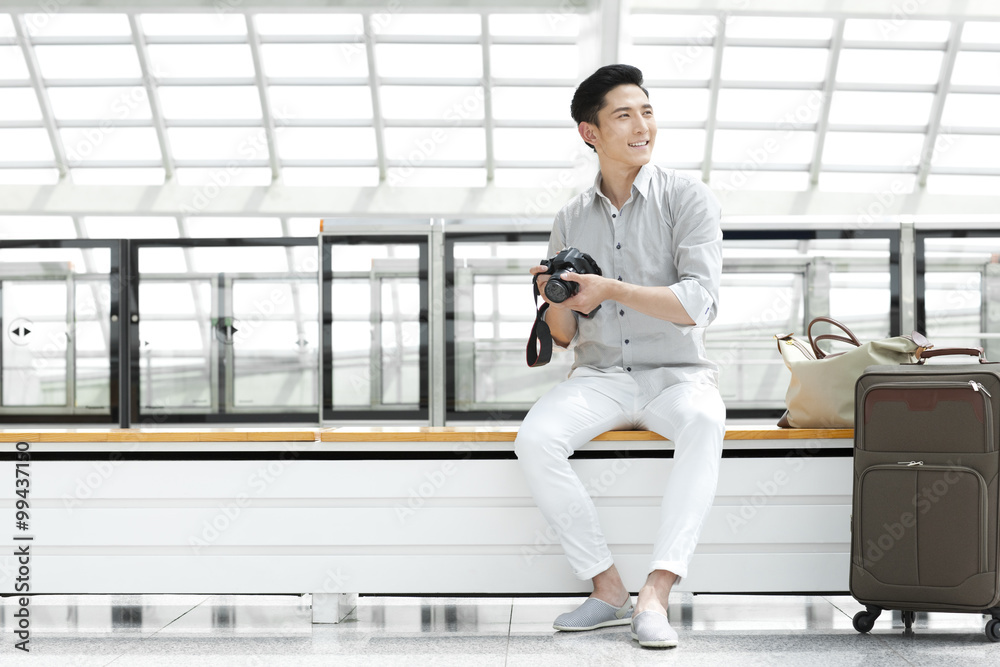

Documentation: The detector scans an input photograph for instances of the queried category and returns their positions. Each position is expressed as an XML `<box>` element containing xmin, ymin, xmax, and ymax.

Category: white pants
<box><xmin>514</xmin><ymin>371</ymin><xmax>726</xmax><ymax>581</ymax></box>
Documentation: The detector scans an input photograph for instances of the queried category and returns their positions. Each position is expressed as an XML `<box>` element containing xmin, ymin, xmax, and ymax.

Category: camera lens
<box><xmin>545</xmin><ymin>278</ymin><xmax>574</xmax><ymax>303</ymax></box>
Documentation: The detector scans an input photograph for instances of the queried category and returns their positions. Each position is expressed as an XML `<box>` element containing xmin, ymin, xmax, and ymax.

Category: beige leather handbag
<box><xmin>775</xmin><ymin>317</ymin><xmax>930</xmax><ymax>428</ymax></box>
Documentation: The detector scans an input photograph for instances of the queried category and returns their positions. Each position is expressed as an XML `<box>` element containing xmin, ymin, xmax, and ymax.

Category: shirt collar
<box><xmin>591</xmin><ymin>163</ymin><xmax>653</xmax><ymax>204</ymax></box>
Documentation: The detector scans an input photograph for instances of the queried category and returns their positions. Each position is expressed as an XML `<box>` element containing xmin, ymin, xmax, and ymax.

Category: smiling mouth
<box><xmin>628</xmin><ymin>140</ymin><xmax>649</xmax><ymax>147</ymax></box>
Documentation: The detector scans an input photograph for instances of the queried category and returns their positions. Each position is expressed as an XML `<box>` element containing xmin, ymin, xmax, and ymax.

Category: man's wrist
<box><xmin>605</xmin><ymin>276</ymin><xmax>627</xmax><ymax>302</ymax></box>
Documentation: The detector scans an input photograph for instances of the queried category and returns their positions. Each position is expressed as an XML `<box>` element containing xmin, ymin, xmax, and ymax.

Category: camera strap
<box><xmin>526</xmin><ymin>277</ymin><xmax>553</xmax><ymax>367</ymax></box>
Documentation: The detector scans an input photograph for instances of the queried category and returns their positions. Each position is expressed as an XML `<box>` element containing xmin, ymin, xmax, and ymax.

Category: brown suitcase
<box><xmin>850</xmin><ymin>351</ymin><xmax>1000</xmax><ymax>641</ymax></box>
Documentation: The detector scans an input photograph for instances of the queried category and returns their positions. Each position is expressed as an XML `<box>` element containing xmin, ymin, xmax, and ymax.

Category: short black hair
<box><xmin>570</xmin><ymin>64</ymin><xmax>649</xmax><ymax>152</ymax></box>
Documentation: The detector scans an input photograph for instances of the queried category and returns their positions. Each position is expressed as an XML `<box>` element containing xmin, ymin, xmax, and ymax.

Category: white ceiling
<box><xmin>1</xmin><ymin>1</ymin><xmax>999</xmax><ymax>224</ymax></box>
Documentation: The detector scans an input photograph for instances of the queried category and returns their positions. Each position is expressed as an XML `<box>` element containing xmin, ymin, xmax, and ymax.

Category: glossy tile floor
<box><xmin>1</xmin><ymin>593</ymin><xmax>999</xmax><ymax>665</ymax></box>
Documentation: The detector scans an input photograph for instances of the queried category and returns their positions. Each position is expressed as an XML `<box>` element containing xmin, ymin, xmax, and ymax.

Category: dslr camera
<box><xmin>536</xmin><ymin>247</ymin><xmax>603</xmax><ymax>317</ymax></box>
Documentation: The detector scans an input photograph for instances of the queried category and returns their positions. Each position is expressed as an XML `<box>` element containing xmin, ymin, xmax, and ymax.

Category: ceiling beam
<box><xmin>480</xmin><ymin>13</ymin><xmax>495</xmax><ymax>182</ymax></box>
<box><xmin>363</xmin><ymin>13</ymin><xmax>387</xmax><ymax>183</ymax></box>
<box><xmin>13</xmin><ymin>14</ymin><xmax>68</xmax><ymax>179</ymax></box>
<box><xmin>629</xmin><ymin>0</ymin><xmax>1000</xmax><ymax>20</ymax></box>
<box><xmin>4</xmin><ymin>182</ymin><xmax>1000</xmax><ymax>218</ymax></box>
<box><xmin>808</xmin><ymin>19</ymin><xmax>844</xmax><ymax>185</ymax></box>
<box><xmin>0</xmin><ymin>0</ymin><xmax>597</xmax><ymax>11</ymax></box>
<box><xmin>600</xmin><ymin>0</ymin><xmax>620</xmax><ymax>64</ymax></box>
<box><xmin>128</xmin><ymin>14</ymin><xmax>175</xmax><ymax>181</ymax></box>
<box><xmin>916</xmin><ymin>20</ymin><xmax>964</xmax><ymax>188</ymax></box>
<box><xmin>245</xmin><ymin>13</ymin><xmax>282</xmax><ymax>183</ymax></box>
<box><xmin>700</xmin><ymin>15</ymin><xmax>725</xmax><ymax>183</ymax></box>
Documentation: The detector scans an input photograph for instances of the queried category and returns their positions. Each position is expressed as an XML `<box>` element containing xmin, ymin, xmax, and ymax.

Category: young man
<box><xmin>514</xmin><ymin>64</ymin><xmax>725</xmax><ymax>649</ymax></box>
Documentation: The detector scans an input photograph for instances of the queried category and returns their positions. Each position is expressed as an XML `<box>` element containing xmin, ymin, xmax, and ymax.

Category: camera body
<box><xmin>537</xmin><ymin>247</ymin><xmax>603</xmax><ymax>316</ymax></box>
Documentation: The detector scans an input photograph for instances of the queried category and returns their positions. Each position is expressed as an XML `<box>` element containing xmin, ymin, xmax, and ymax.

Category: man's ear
<box><xmin>578</xmin><ymin>121</ymin><xmax>598</xmax><ymax>148</ymax></box>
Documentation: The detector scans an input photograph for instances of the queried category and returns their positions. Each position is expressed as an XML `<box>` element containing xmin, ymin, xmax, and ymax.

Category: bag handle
<box><xmin>917</xmin><ymin>347</ymin><xmax>990</xmax><ymax>364</ymax></box>
<box><xmin>807</xmin><ymin>316</ymin><xmax>861</xmax><ymax>359</ymax></box>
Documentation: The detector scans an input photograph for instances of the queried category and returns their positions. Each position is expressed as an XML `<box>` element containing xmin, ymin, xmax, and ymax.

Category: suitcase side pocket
<box><xmin>856</xmin><ymin>463</ymin><xmax>988</xmax><ymax>593</ymax></box>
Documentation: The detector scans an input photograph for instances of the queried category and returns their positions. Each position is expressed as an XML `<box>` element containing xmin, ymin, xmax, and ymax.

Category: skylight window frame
<box><xmin>481</xmin><ymin>14</ymin><xmax>496</xmax><ymax>182</ymax></box>
<box><xmin>0</xmin><ymin>119</ymin><xmax>43</xmax><ymax>129</ymax></box>
<box><xmin>128</xmin><ymin>14</ymin><xmax>173</xmax><ymax>181</ymax></box>
<box><xmin>246</xmin><ymin>15</ymin><xmax>280</xmax><ymax>182</ymax></box>
<box><xmin>363</xmin><ymin>13</ymin><xmax>388</xmax><ymax>182</ymax></box>
<box><xmin>626</xmin><ymin>9</ymin><xmax>998</xmax><ymax>186</ymax></box>
<box><xmin>918</xmin><ymin>21</ymin><xmax>966</xmax><ymax>187</ymax></box>
<box><xmin>700</xmin><ymin>19</ymin><xmax>726</xmax><ymax>181</ymax></box>
<box><xmin>0</xmin><ymin>9</ymin><xmax>594</xmax><ymax>178</ymax></box>
<box><xmin>809</xmin><ymin>19</ymin><xmax>845</xmax><ymax>185</ymax></box>
<box><xmin>7</xmin><ymin>6</ymin><xmax>996</xmax><ymax>190</ymax></box>
<box><xmin>13</xmin><ymin>14</ymin><xmax>66</xmax><ymax>177</ymax></box>
<box><xmin>355</xmin><ymin>9</ymin><xmax>589</xmax><ymax>179</ymax></box>
<box><xmin>240</xmin><ymin>9</ymin><xmax>585</xmax><ymax>180</ymax></box>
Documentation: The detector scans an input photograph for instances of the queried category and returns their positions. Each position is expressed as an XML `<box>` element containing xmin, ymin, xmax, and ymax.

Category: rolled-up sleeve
<box><xmin>666</xmin><ymin>177</ymin><xmax>722</xmax><ymax>332</ymax></box>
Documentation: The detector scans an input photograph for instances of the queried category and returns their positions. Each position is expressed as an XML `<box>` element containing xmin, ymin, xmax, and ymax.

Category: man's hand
<box><xmin>556</xmin><ymin>271</ymin><xmax>614</xmax><ymax>315</ymax></box>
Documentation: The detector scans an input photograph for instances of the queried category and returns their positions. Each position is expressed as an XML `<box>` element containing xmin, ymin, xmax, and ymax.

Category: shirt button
<box><xmin>612</xmin><ymin>214</ymin><xmax>616</xmax><ymax>218</ymax></box>
<box><xmin>627</xmin><ymin>367</ymin><xmax>632</xmax><ymax>372</ymax></box>
<box><xmin>619</xmin><ymin>309</ymin><xmax>624</xmax><ymax>316</ymax></box>
<box><xmin>616</xmin><ymin>243</ymin><xmax>621</xmax><ymax>249</ymax></box>
<box><xmin>617</xmin><ymin>276</ymin><xmax>622</xmax><ymax>281</ymax></box>
<box><xmin>625</xmin><ymin>339</ymin><xmax>629</xmax><ymax>344</ymax></box>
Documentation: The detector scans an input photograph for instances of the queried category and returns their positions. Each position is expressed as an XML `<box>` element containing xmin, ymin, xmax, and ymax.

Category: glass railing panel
<box><xmin>137</xmin><ymin>279</ymin><xmax>214</xmax><ymax>413</ymax></box>
<box><xmin>449</xmin><ymin>236</ymin><xmax>579</xmax><ymax>420</ymax></box>
<box><xmin>135</xmin><ymin>239</ymin><xmax>318</xmax><ymax>423</ymax></box>
<box><xmin>232</xmin><ymin>279</ymin><xmax>319</xmax><ymax>412</ymax></box>
<box><xmin>379</xmin><ymin>276</ymin><xmax>421</xmax><ymax>406</ymax></box>
<box><xmin>323</xmin><ymin>236</ymin><xmax>427</xmax><ymax>421</ymax></box>
<box><xmin>919</xmin><ymin>233</ymin><xmax>1000</xmax><ymax>361</ymax></box>
<box><xmin>74</xmin><ymin>277</ymin><xmax>111</xmax><ymax>411</ymax></box>
<box><xmin>692</xmin><ymin>232</ymin><xmax>895</xmax><ymax>415</ymax></box>
<box><xmin>2</xmin><ymin>279</ymin><xmax>68</xmax><ymax>407</ymax></box>
<box><xmin>0</xmin><ymin>242</ymin><xmax>116</xmax><ymax>421</ymax></box>
<box><xmin>447</xmin><ymin>231</ymin><xmax>896</xmax><ymax>418</ymax></box>
<box><xmin>713</xmin><ymin>271</ymin><xmax>803</xmax><ymax>412</ymax></box>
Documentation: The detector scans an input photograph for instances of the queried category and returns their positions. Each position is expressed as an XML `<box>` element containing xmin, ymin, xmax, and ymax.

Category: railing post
<box><xmin>429</xmin><ymin>220</ymin><xmax>446</xmax><ymax>426</ymax></box>
<box><xmin>899</xmin><ymin>221</ymin><xmax>916</xmax><ymax>336</ymax></box>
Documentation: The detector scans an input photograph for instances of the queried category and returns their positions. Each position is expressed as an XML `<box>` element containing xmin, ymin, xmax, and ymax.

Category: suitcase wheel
<box><xmin>987</xmin><ymin>619</ymin><xmax>1000</xmax><ymax>643</ymax></box>
<box><xmin>853</xmin><ymin>607</ymin><xmax>881</xmax><ymax>634</ymax></box>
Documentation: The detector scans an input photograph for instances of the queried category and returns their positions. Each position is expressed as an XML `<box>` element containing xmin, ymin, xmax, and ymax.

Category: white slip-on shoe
<box><xmin>630</xmin><ymin>610</ymin><xmax>678</xmax><ymax>648</ymax></box>
<box><xmin>552</xmin><ymin>597</ymin><xmax>633</xmax><ymax>631</ymax></box>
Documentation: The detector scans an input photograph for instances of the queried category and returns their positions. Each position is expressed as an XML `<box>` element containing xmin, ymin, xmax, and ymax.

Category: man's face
<box><xmin>581</xmin><ymin>83</ymin><xmax>656</xmax><ymax>168</ymax></box>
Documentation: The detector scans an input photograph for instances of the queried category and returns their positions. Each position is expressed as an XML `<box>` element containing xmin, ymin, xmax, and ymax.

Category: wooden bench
<box><xmin>0</xmin><ymin>426</ymin><xmax>853</xmax><ymax>622</ymax></box>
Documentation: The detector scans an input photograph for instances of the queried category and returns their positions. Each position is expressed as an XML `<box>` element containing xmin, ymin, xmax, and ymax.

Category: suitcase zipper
<box><xmin>856</xmin><ymin>463</ymin><xmax>989</xmax><ymax>575</ymax></box>
<box><xmin>858</xmin><ymin>380</ymin><xmax>994</xmax><ymax>453</ymax></box>
<box><xmin>970</xmin><ymin>380</ymin><xmax>992</xmax><ymax>397</ymax></box>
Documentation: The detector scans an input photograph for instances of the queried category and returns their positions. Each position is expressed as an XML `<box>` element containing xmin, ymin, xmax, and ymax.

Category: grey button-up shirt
<box><xmin>546</xmin><ymin>163</ymin><xmax>722</xmax><ymax>396</ymax></box>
